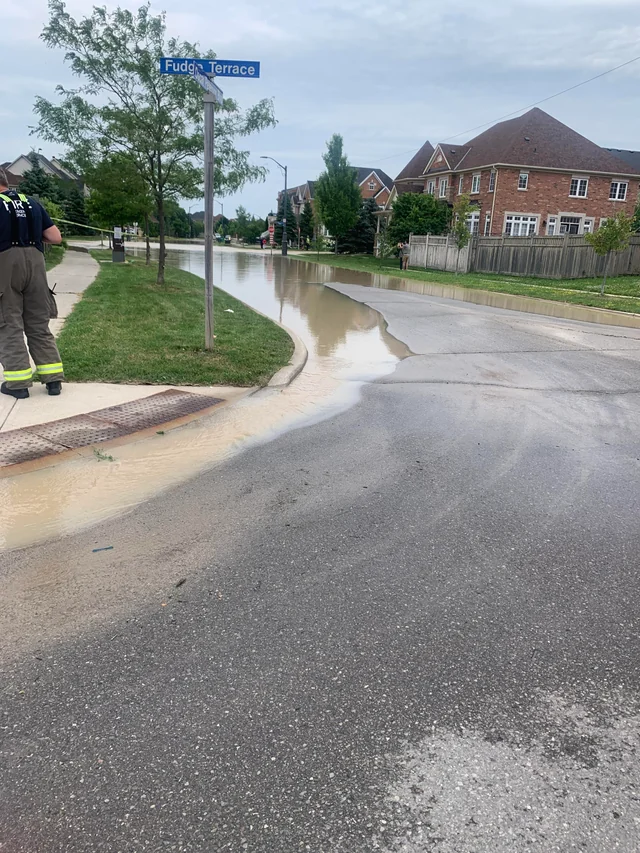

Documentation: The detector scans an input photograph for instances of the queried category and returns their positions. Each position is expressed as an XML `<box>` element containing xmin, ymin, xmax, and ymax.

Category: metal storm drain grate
<box><xmin>0</xmin><ymin>390</ymin><xmax>224</xmax><ymax>468</ymax></box>
<box><xmin>0</xmin><ymin>431</ymin><xmax>69</xmax><ymax>467</ymax></box>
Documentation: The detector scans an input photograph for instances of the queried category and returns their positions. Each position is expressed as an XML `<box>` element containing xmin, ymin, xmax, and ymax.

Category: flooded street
<box><xmin>0</xmin><ymin>248</ymin><xmax>409</xmax><ymax>549</ymax></box>
<box><xmin>3</xmin><ymin>251</ymin><xmax>640</xmax><ymax>852</ymax></box>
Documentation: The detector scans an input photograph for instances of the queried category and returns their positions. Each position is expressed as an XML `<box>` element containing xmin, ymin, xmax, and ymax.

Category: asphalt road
<box><xmin>2</xmin><ymin>285</ymin><xmax>640</xmax><ymax>852</ymax></box>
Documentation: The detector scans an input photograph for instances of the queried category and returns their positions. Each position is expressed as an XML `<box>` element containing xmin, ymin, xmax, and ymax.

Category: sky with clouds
<box><xmin>4</xmin><ymin>0</ymin><xmax>640</xmax><ymax>219</ymax></box>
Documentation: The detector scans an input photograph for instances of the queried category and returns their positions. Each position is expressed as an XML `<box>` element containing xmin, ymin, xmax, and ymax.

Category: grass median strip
<box><xmin>300</xmin><ymin>254</ymin><xmax>640</xmax><ymax>314</ymax></box>
<box><xmin>57</xmin><ymin>253</ymin><xmax>294</xmax><ymax>386</ymax></box>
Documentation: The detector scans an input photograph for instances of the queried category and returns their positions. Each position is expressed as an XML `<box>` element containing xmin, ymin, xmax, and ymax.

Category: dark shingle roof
<box><xmin>428</xmin><ymin>109</ymin><xmax>640</xmax><ymax>175</ymax></box>
<box><xmin>605</xmin><ymin>148</ymin><xmax>640</xmax><ymax>172</ymax></box>
<box><xmin>395</xmin><ymin>141</ymin><xmax>435</xmax><ymax>182</ymax></box>
<box><xmin>355</xmin><ymin>167</ymin><xmax>394</xmax><ymax>190</ymax></box>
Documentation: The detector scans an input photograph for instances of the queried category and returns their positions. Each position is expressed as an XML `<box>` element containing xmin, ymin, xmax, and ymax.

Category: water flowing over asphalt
<box><xmin>0</xmin><ymin>248</ymin><xmax>409</xmax><ymax>549</ymax></box>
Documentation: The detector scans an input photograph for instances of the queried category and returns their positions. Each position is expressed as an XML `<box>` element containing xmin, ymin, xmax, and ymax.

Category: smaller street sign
<box><xmin>160</xmin><ymin>58</ymin><xmax>260</xmax><ymax>78</ymax></box>
<box><xmin>191</xmin><ymin>67</ymin><xmax>224</xmax><ymax>104</ymax></box>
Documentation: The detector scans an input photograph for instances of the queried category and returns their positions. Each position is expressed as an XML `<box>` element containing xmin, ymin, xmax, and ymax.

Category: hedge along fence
<box><xmin>409</xmin><ymin>233</ymin><xmax>640</xmax><ymax>280</ymax></box>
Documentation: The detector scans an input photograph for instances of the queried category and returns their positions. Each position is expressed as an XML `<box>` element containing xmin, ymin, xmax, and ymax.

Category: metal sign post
<box><xmin>160</xmin><ymin>56</ymin><xmax>260</xmax><ymax>350</ymax></box>
<box><xmin>203</xmin><ymin>89</ymin><xmax>216</xmax><ymax>350</ymax></box>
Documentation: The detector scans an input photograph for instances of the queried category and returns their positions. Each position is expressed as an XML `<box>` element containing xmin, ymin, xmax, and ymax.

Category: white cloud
<box><xmin>3</xmin><ymin>0</ymin><xmax>640</xmax><ymax>217</ymax></box>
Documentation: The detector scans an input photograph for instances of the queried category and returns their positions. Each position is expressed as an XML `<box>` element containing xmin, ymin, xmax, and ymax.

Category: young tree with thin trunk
<box><xmin>584</xmin><ymin>212</ymin><xmax>633</xmax><ymax>296</ymax></box>
<box><xmin>34</xmin><ymin>1</ymin><xmax>276</xmax><ymax>284</ymax></box>
<box><xmin>314</xmin><ymin>135</ymin><xmax>361</xmax><ymax>254</ymax></box>
<box><xmin>451</xmin><ymin>194</ymin><xmax>474</xmax><ymax>273</ymax></box>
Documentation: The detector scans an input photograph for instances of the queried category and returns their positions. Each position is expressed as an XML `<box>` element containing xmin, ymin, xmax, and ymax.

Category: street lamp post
<box><xmin>188</xmin><ymin>203</ymin><xmax>197</xmax><ymax>239</ymax></box>
<box><xmin>261</xmin><ymin>156</ymin><xmax>288</xmax><ymax>256</ymax></box>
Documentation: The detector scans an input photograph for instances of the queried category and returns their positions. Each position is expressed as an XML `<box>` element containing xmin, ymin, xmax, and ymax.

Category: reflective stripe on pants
<box><xmin>0</xmin><ymin>247</ymin><xmax>64</xmax><ymax>389</ymax></box>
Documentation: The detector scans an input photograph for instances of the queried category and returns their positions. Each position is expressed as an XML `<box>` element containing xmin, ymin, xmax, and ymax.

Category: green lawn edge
<box><xmin>57</xmin><ymin>253</ymin><xmax>294</xmax><ymax>386</ymax></box>
<box><xmin>300</xmin><ymin>254</ymin><xmax>640</xmax><ymax>315</ymax></box>
<box><xmin>45</xmin><ymin>244</ymin><xmax>66</xmax><ymax>272</ymax></box>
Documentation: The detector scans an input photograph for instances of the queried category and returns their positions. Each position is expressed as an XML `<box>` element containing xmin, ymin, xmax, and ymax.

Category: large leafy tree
<box><xmin>341</xmin><ymin>197</ymin><xmax>379</xmax><ymax>254</ymax></box>
<box><xmin>34</xmin><ymin>1</ymin><xmax>276</xmax><ymax>283</ymax></box>
<box><xmin>314</xmin><ymin>134</ymin><xmax>361</xmax><ymax>253</ymax></box>
<box><xmin>387</xmin><ymin>192</ymin><xmax>451</xmax><ymax>244</ymax></box>
<box><xmin>86</xmin><ymin>152</ymin><xmax>153</xmax><ymax>258</ymax></box>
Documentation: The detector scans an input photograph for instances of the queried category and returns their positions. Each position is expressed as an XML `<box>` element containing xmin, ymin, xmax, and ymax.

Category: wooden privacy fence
<box><xmin>408</xmin><ymin>235</ymin><xmax>472</xmax><ymax>273</ymax></box>
<box><xmin>409</xmin><ymin>234</ymin><xmax>640</xmax><ymax>279</ymax></box>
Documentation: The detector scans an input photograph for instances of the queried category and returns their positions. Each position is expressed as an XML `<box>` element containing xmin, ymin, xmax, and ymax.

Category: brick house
<box><xmin>278</xmin><ymin>168</ymin><xmax>394</xmax><ymax>223</ymax></box>
<box><xmin>377</xmin><ymin>141</ymin><xmax>435</xmax><ymax>232</ymax></box>
<box><xmin>3</xmin><ymin>152</ymin><xmax>88</xmax><ymax>196</ymax></box>
<box><xmin>413</xmin><ymin>109</ymin><xmax>640</xmax><ymax>237</ymax></box>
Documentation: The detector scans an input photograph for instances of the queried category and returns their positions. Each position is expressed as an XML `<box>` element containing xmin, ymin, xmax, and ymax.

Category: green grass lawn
<box><xmin>302</xmin><ymin>254</ymin><xmax>640</xmax><ymax>314</ymax></box>
<box><xmin>45</xmin><ymin>244</ymin><xmax>65</xmax><ymax>271</ymax></box>
<box><xmin>57</xmin><ymin>253</ymin><xmax>294</xmax><ymax>386</ymax></box>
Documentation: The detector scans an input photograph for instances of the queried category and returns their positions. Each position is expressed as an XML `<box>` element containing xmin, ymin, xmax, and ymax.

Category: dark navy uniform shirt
<box><xmin>0</xmin><ymin>191</ymin><xmax>54</xmax><ymax>253</ymax></box>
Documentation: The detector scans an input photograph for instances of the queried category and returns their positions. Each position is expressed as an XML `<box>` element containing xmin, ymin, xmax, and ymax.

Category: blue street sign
<box><xmin>159</xmin><ymin>58</ymin><xmax>260</xmax><ymax>78</ymax></box>
<box><xmin>191</xmin><ymin>67</ymin><xmax>224</xmax><ymax>104</ymax></box>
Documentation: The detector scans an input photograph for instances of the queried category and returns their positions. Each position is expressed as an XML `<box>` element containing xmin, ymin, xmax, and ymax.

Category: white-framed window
<box><xmin>471</xmin><ymin>173</ymin><xmax>481</xmax><ymax>194</ymax></box>
<box><xmin>458</xmin><ymin>175</ymin><xmax>464</xmax><ymax>194</ymax></box>
<box><xmin>439</xmin><ymin>178</ymin><xmax>448</xmax><ymax>198</ymax></box>
<box><xmin>559</xmin><ymin>215</ymin><xmax>581</xmax><ymax>234</ymax></box>
<box><xmin>488</xmin><ymin>171</ymin><xmax>496</xmax><ymax>193</ymax></box>
<box><xmin>583</xmin><ymin>218</ymin><xmax>594</xmax><ymax>234</ymax></box>
<box><xmin>427</xmin><ymin>180</ymin><xmax>435</xmax><ymax>195</ymax></box>
<box><xmin>569</xmin><ymin>176</ymin><xmax>589</xmax><ymax>198</ymax></box>
<box><xmin>518</xmin><ymin>172</ymin><xmax>529</xmax><ymax>191</ymax></box>
<box><xmin>504</xmin><ymin>214</ymin><xmax>538</xmax><ymax>236</ymax></box>
<box><xmin>465</xmin><ymin>211</ymin><xmax>480</xmax><ymax>235</ymax></box>
<box><xmin>368</xmin><ymin>181</ymin><xmax>376</xmax><ymax>191</ymax></box>
<box><xmin>484</xmin><ymin>214</ymin><xmax>492</xmax><ymax>236</ymax></box>
<box><xmin>547</xmin><ymin>216</ymin><xmax>557</xmax><ymax>236</ymax></box>
<box><xmin>609</xmin><ymin>181</ymin><xmax>628</xmax><ymax>201</ymax></box>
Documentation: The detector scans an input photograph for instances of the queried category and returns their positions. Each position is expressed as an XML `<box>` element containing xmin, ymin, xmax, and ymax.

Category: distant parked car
<box><xmin>224</xmin><ymin>234</ymin><xmax>231</xmax><ymax>244</ymax></box>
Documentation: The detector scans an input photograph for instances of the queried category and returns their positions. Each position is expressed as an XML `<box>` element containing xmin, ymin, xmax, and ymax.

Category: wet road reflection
<box><xmin>0</xmin><ymin>248</ymin><xmax>409</xmax><ymax>549</ymax></box>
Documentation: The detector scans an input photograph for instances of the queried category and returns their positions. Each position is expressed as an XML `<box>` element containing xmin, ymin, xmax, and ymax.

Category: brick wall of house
<box><xmin>488</xmin><ymin>168</ymin><xmax>639</xmax><ymax>235</ymax></box>
<box><xmin>360</xmin><ymin>174</ymin><xmax>387</xmax><ymax>199</ymax></box>
<box><xmin>423</xmin><ymin>167</ymin><xmax>639</xmax><ymax>236</ymax></box>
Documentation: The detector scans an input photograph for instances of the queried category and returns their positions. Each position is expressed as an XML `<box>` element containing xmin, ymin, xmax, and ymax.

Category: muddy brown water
<box><xmin>0</xmin><ymin>248</ymin><xmax>409</xmax><ymax>550</ymax></box>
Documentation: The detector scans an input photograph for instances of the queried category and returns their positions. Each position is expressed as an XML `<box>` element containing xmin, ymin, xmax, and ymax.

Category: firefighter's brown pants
<box><xmin>0</xmin><ymin>247</ymin><xmax>64</xmax><ymax>390</ymax></box>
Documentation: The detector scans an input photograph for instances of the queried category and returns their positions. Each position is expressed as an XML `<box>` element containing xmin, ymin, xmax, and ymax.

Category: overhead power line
<box><xmin>375</xmin><ymin>53</ymin><xmax>640</xmax><ymax>165</ymax></box>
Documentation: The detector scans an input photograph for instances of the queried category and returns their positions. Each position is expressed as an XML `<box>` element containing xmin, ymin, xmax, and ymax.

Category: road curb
<box><xmin>268</xmin><ymin>325</ymin><xmax>308</xmax><ymax>387</ymax></box>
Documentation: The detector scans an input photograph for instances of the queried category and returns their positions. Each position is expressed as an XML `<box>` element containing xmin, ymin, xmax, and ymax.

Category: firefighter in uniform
<box><xmin>0</xmin><ymin>167</ymin><xmax>64</xmax><ymax>399</ymax></box>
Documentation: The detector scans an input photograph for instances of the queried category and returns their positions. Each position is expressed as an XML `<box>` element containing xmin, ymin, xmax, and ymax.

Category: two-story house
<box><xmin>419</xmin><ymin>108</ymin><xmax>640</xmax><ymax>237</ymax></box>
<box><xmin>279</xmin><ymin>168</ymin><xmax>394</xmax><ymax>223</ymax></box>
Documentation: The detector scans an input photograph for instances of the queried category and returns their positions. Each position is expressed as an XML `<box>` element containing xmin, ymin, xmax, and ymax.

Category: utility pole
<box><xmin>262</xmin><ymin>156</ymin><xmax>288</xmax><ymax>256</ymax></box>
<box><xmin>203</xmin><ymin>89</ymin><xmax>216</xmax><ymax>350</ymax></box>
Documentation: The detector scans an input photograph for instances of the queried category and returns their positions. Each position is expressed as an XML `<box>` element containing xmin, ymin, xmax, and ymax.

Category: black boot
<box><xmin>47</xmin><ymin>381</ymin><xmax>62</xmax><ymax>397</ymax></box>
<box><xmin>1</xmin><ymin>382</ymin><xmax>29</xmax><ymax>400</ymax></box>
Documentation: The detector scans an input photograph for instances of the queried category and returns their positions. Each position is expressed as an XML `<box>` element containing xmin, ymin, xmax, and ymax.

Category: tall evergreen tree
<box><xmin>341</xmin><ymin>198</ymin><xmax>379</xmax><ymax>254</ymax></box>
<box><xmin>18</xmin><ymin>154</ymin><xmax>63</xmax><ymax>202</ymax></box>
<box><xmin>314</xmin><ymin>134</ymin><xmax>361</xmax><ymax>253</ymax></box>
<box><xmin>274</xmin><ymin>193</ymin><xmax>298</xmax><ymax>246</ymax></box>
<box><xmin>63</xmin><ymin>185</ymin><xmax>89</xmax><ymax>233</ymax></box>
<box><xmin>299</xmin><ymin>202</ymin><xmax>314</xmax><ymax>244</ymax></box>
